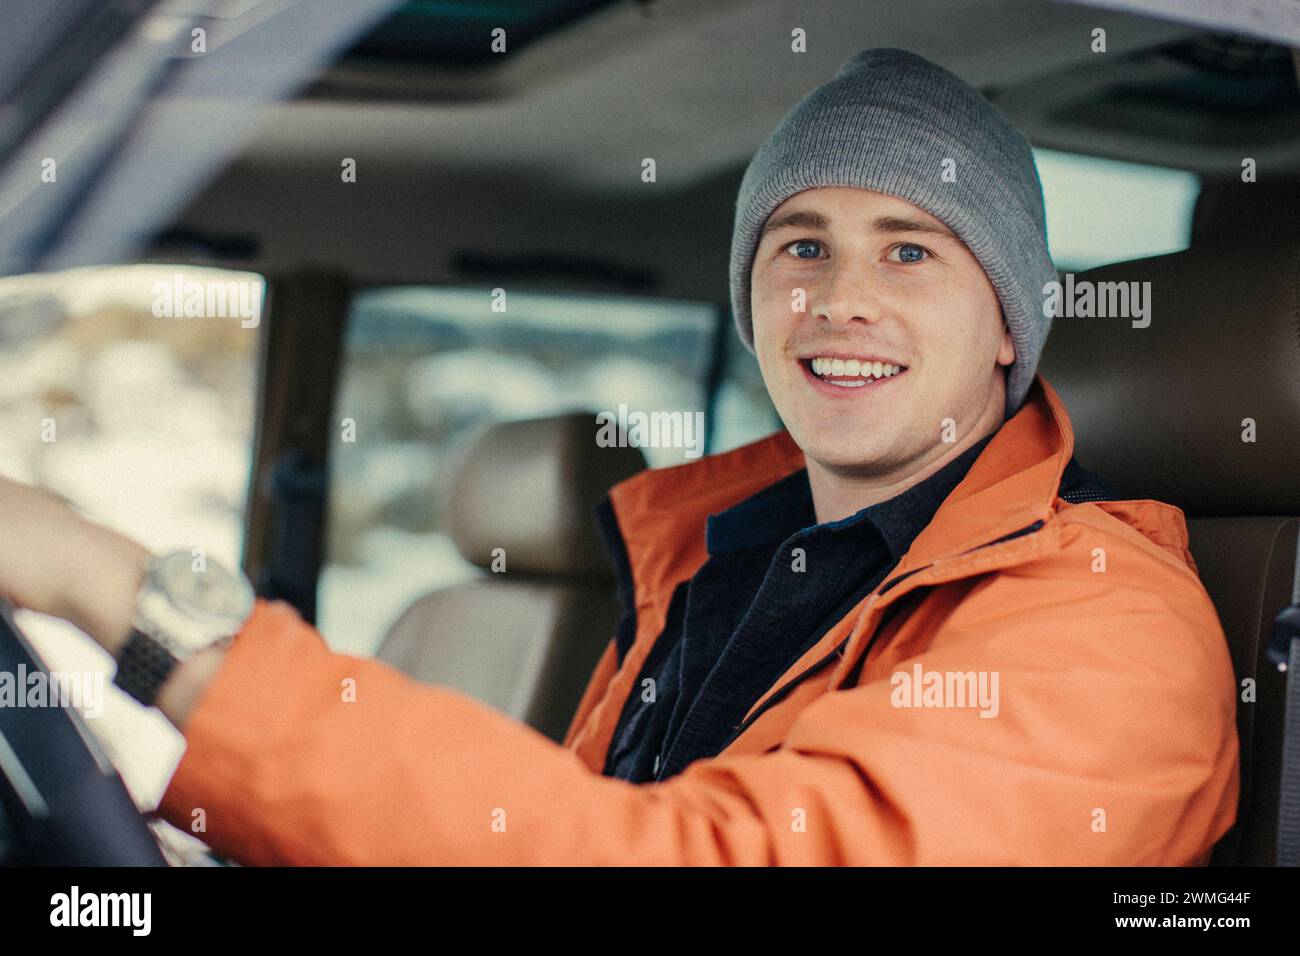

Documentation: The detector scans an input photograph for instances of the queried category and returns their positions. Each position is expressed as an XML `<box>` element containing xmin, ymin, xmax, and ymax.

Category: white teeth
<box><xmin>806</xmin><ymin>357</ymin><xmax>904</xmax><ymax>380</ymax></box>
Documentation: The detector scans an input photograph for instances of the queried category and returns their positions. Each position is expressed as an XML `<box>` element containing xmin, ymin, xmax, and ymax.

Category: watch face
<box><xmin>154</xmin><ymin>552</ymin><xmax>254</xmax><ymax>626</ymax></box>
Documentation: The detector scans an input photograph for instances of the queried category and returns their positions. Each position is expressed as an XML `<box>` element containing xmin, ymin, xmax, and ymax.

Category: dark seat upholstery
<box><xmin>1037</xmin><ymin>239</ymin><xmax>1300</xmax><ymax>865</ymax></box>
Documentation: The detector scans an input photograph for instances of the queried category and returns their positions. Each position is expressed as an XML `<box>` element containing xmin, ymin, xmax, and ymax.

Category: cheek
<box><xmin>917</xmin><ymin>274</ymin><xmax>1000</xmax><ymax>348</ymax></box>
<box><xmin>751</xmin><ymin>275</ymin><xmax>796</xmax><ymax>349</ymax></box>
<box><xmin>752</xmin><ymin>272</ymin><xmax>789</xmax><ymax>326</ymax></box>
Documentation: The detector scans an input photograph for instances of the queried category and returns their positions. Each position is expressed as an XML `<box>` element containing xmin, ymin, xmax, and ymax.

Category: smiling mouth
<box><xmin>798</xmin><ymin>355</ymin><xmax>909</xmax><ymax>391</ymax></box>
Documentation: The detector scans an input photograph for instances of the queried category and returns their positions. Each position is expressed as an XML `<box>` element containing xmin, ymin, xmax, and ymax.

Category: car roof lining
<box><xmin>150</xmin><ymin>0</ymin><xmax>1296</xmax><ymax>294</ymax></box>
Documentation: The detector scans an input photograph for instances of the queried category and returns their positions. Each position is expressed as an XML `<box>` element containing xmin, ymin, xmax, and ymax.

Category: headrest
<box><xmin>1037</xmin><ymin>242</ymin><xmax>1300</xmax><ymax>517</ymax></box>
<box><xmin>1192</xmin><ymin>178</ymin><xmax>1300</xmax><ymax>246</ymax></box>
<box><xmin>446</xmin><ymin>412</ymin><xmax>648</xmax><ymax>577</ymax></box>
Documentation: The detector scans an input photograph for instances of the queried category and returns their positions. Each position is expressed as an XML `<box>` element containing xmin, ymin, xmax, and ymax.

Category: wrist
<box><xmin>108</xmin><ymin>548</ymin><xmax>255</xmax><ymax>713</ymax></box>
<box><xmin>156</xmin><ymin>642</ymin><xmax>231</xmax><ymax>731</ymax></box>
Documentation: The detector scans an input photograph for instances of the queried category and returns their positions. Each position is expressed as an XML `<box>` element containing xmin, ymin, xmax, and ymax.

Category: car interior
<box><xmin>0</xmin><ymin>0</ymin><xmax>1297</xmax><ymax>866</ymax></box>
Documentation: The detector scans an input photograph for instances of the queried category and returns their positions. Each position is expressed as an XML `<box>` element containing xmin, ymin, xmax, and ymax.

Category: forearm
<box><xmin>64</xmin><ymin>531</ymin><xmax>150</xmax><ymax>658</ymax></box>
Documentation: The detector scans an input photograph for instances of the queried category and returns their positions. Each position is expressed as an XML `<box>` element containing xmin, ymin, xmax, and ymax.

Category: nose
<box><xmin>814</xmin><ymin>257</ymin><xmax>883</xmax><ymax>330</ymax></box>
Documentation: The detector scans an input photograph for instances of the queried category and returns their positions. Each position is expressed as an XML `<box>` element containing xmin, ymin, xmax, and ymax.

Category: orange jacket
<box><xmin>157</xmin><ymin>374</ymin><xmax>1239</xmax><ymax>865</ymax></box>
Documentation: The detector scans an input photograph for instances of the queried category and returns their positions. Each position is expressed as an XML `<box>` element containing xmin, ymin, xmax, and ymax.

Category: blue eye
<box><xmin>893</xmin><ymin>243</ymin><xmax>928</xmax><ymax>263</ymax></box>
<box><xmin>785</xmin><ymin>239</ymin><xmax>823</xmax><ymax>260</ymax></box>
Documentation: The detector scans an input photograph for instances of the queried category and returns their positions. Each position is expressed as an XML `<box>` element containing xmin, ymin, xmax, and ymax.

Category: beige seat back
<box><xmin>378</xmin><ymin>413</ymin><xmax>646</xmax><ymax>742</ymax></box>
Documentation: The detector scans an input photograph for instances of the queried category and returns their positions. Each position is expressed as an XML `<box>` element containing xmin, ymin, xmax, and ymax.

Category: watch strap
<box><xmin>112</xmin><ymin>628</ymin><xmax>181</xmax><ymax>707</ymax></box>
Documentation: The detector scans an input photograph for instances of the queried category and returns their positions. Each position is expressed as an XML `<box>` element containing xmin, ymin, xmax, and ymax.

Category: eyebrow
<box><xmin>760</xmin><ymin>209</ymin><xmax>831</xmax><ymax>237</ymax></box>
<box><xmin>760</xmin><ymin>210</ymin><xmax>958</xmax><ymax>242</ymax></box>
<box><xmin>871</xmin><ymin>215</ymin><xmax>959</xmax><ymax>240</ymax></box>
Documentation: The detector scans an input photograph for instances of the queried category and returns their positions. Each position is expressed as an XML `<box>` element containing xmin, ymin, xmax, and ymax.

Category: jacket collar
<box><xmin>605</xmin><ymin>373</ymin><xmax>1076</xmax><ymax>607</ymax></box>
<box><xmin>702</xmin><ymin>427</ymin><xmax>995</xmax><ymax>560</ymax></box>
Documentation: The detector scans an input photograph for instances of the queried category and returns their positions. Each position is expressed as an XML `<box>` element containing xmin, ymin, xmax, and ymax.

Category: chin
<box><xmin>793</xmin><ymin>427</ymin><xmax>897</xmax><ymax>475</ymax></box>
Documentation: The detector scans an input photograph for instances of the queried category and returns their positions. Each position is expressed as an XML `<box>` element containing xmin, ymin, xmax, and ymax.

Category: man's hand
<box><xmin>0</xmin><ymin>474</ymin><xmax>150</xmax><ymax>654</ymax></box>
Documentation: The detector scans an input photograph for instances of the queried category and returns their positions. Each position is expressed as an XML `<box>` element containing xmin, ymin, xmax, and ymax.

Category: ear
<box><xmin>996</xmin><ymin>318</ymin><xmax>1016</xmax><ymax>367</ymax></box>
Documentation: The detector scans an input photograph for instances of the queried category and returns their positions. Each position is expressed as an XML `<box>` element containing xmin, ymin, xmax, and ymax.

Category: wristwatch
<box><xmin>112</xmin><ymin>550</ymin><xmax>256</xmax><ymax>707</ymax></box>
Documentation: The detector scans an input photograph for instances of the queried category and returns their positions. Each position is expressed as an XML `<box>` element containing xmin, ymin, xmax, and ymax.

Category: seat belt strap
<box><xmin>1268</xmin><ymin>522</ymin><xmax>1300</xmax><ymax>866</ymax></box>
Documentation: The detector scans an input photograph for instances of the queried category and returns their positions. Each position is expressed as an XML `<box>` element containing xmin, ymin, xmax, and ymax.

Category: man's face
<box><xmin>750</xmin><ymin>186</ymin><xmax>1015</xmax><ymax>480</ymax></box>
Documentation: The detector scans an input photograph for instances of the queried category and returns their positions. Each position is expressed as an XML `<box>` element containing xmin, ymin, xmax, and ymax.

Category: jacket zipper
<box><xmin>721</xmin><ymin>517</ymin><xmax>1047</xmax><ymax>747</ymax></box>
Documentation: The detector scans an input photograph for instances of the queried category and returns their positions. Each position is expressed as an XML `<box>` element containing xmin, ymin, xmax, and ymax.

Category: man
<box><xmin>0</xmin><ymin>48</ymin><xmax>1238</xmax><ymax>865</ymax></box>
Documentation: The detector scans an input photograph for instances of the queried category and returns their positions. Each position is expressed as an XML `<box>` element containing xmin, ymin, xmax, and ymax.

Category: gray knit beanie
<box><xmin>729</xmin><ymin>47</ymin><xmax>1056</xmax><ymax>419</ymax></box>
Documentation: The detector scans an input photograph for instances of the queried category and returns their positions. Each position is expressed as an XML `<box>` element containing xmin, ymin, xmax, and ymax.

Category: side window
<box><xmin>319</xmin><ymin>287</ymin><xmax>723</xmax><ymax>657</ymax></box>
<box><xmin>0</xmin><ymin>264</ymin><xmax>260</xmax><ymax>805</ymax></box>
<box><xmin>1034</xmin><ymin>148</ymin><xmax>1201</xmax><ymax>271</ymax></box>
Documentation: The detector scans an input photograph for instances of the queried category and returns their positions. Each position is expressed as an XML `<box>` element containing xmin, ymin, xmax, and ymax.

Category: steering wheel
<box><xmin>0</xmin><ymin>599</ymin><xmax>167</xmax><ymax>865</ymax></box>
